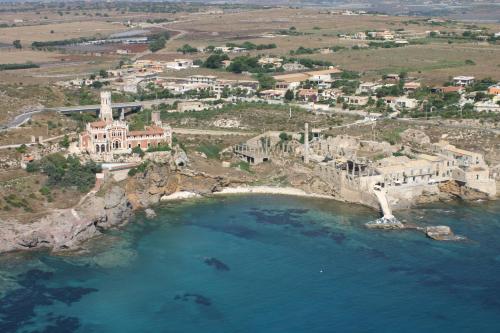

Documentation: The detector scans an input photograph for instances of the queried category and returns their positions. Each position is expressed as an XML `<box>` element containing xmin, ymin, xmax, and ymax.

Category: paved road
<box><xmin>1</xmin><ymin>106</ymin><xmax>45</xmax><ymax>131</ymax></box>
<box><xmin>52</xmin><ymin>102</ymin><xmax>143</xmax><ymax>114</ymax></box>
<box><xmin>0</xmin><ymin>98</ymin><xmax>188</xmax><ymax>131</ymax></box>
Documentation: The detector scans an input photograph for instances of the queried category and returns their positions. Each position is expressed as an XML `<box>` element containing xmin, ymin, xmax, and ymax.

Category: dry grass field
<box><xmin>309</xmin><ymin>43</ymin><xmax>500</xmax><ymax>84</ymax></box>
<box><xmin>160</xmin><ymin>8</ymin><xmax>500</xmax><ymax>83</ymax></box>
<box><xmin>0</xmin><ymin>49</ymin><xmax>64</xmax><ymax>64</ymax></box>
<box><xmin>0</xmin><ymin>5</ymin><xmax>498</xmax><ymax>115</ymax></box>
<box><xmin>0</xmin><ymin>21</ymin><xmax>126</xmax><ymax>44</ymax></box>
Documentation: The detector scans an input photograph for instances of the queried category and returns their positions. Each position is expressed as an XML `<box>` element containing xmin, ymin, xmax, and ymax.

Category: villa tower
<box><xmin>100</xmin><ymin>91</ymin><xmax>113</xmax><ymax>122</ymax></box>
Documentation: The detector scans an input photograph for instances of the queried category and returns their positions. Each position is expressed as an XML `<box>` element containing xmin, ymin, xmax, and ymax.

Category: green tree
<box><xmin>255</xmin><ymin>74</ymin><xmax>276</xmax><ymax>90</ymax></box>
<box><xmin>203</xmin><ymin>53</ymin><xmax>229</xmax><ymax>69</ymax></box>
<box><xmin>59</xmin><ymin>135</ymin><xmax>70</xmax><ymax>148</ymax></box>
<box><xmin>91</xmin><ymin>81</ymin><xmax>103</xmax><ymax>89</ymax></box>
<box><xmin>132</xmin><ymin>146</ymin><xmax>145</xmax><ymax>157</ymax></box>
<box><xmin>177</xmin><ymin>44</ymin><xmax>197</xmax><ymax>54</ymax></box>
<box><xmin>284</xmin><ymin>89</ymin><xmax>294</xmax><ymax>101</ymax></box>
<box><xmin>16</xmin><ymin>144</ymin><xmax>27</xmax><ymax>154</ymax></box>
<box><xmin>279</xmin><ymin>132</ymin><xmax>291</xmax><ymax>142</ymax></box>
<box><xmin>12</xmin><ymin>40</ymin><xmax>22</xmax><ymax>49</ymax></box>
<box><xmin>149</xmin><ymin>37</ymin><xmax>166</xmax><ymax>52</ymax></box>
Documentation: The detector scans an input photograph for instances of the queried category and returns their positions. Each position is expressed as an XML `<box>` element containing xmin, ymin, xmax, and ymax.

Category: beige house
<box><xmin>344</xmin><ymin>95</ymin><xmax>369</xmax><ymax>106</ymax></box>
<box><xmin>177</xmin><ymin>101</ymin><xmax>208</xmax><ymax>112</ymax></box>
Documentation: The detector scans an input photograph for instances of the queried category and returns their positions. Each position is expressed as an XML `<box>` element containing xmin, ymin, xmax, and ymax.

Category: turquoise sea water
<box><xmin>0</xmin><ymin>195</ymin><xmax>499</xmax><ymax>333</ymax></box>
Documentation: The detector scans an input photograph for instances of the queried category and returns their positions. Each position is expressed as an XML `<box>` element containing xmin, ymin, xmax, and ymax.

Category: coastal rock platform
<box><xmin>425</xmin><ymin>226</ymin><xmax>465</xmax><ymax>241</ymax></box>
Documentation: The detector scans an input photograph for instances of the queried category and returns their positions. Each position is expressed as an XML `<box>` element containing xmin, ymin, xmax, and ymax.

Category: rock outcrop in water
<box><xmin>425</xmin><ymin>226</ymin><xmax>465</xmax><ymax>241</ymax></box>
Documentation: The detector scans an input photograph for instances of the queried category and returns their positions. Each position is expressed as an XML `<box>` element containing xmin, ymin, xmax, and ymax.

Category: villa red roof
<box><xmin>128</xmin><ymin>126</ymin><xmax>164</xmax><ymax>137</ymax></box>
<box><xmin>89</xmin><ymin>120</ymin><xmax>106</xmax><ymax>128</ymax></box>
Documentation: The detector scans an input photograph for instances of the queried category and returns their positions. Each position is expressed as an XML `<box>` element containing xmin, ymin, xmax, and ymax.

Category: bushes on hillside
<box><xmin>26</xmin><ymin>154</ymin><xmax>101</xmax><ymax>192</ymax></box>
<box><xmin>203</xmin><ymin>53</ymin><xmax>230</xmax><ymax>69</ymax></box>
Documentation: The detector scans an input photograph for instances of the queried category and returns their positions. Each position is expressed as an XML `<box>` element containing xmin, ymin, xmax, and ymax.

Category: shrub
<box><xmin>203</xmin><ymin>53</ymin><xmax>229</xmax><ymax>69</ymax></box>
<box><xmin>0</xmin><ymin>62</ymin><xmax>39</xmax><ymax>71</ymax></box>
<box><xmin>59</xmin><ymin>135</ymin><xmax>70</xmax><ymax>148</ymax></box>
<box><xmin>128</xmin><ymin>162</ymin><xmax>149</xmax><ymax>176</ymax></box>
<box><xmin>177</xmin><ymin>44</ymin><xmax>198</xmax><ymax>54</ymax></box>
<box><xmin>132</xmin><ymin>146</ymin><xmax>145</xmax><ymax>157</ymax></box>
<box><xmin>196</xmin><ymin>144</ymin><xmax>221</xmax><ymax>159</ymax></box>
<box><xmin>16</xmin><ymin>144</ymin><xmax>28</xmax><ymax>154</ymax></box>
<box><xmin>232</xmin><ymin>161</ymin><xmax>251</xmax><ymax>172</ymax></box>
<box><xmin>30</xmin><ymin>154</ymin><xmax>101</xmax><ymax>192</ymax></box>
<box><xmin>146</xmin><ymin>143</ymin><xmax>171</xmax><ymax>152</ymax></box>
<box><xmin>39</xmin><ymin>186</ymin><xmax>51</xmax><ymax>196</ymax></box>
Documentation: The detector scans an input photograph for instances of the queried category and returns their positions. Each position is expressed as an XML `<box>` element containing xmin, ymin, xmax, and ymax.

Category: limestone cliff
<box><xmin>0</xmin><ymin>186</ymin><xmax>132</xmax><ymax>254</ymax></box>
<box><xmin>438</xmin><ymin>180</ymin><xmax>489</xmax><ymax>201</ymax></box>
<box><xmin>0</xmin><ymin>159</ymin><xmax>244</xmax><ymax>254</ymax></box>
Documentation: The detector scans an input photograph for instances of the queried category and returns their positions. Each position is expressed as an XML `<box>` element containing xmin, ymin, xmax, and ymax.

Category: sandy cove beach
<box><xmin>161</xmin><ymin>186</ymin><xmax>334</xmax><ymax>201</ymax></box>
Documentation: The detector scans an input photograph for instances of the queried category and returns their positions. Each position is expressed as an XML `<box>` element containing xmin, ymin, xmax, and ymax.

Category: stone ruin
<box><xmin>400</xmin><ymin>128</ymin><xmax>431</xmax><ymax>146</ymax></box>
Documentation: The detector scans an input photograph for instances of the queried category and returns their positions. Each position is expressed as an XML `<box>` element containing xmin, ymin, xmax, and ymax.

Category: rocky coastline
<box><xmin>0</xmin><ymin>155</ymin><xmax>495</xmax><ymax>254</ymax></box>
<box><xmin>0</xmin><ymin>158</ymin><xmax>247</xmax><ymax>254</ymax></box>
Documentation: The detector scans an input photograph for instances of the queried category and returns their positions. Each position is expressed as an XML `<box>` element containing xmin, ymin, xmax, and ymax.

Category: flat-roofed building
<box><xmin>453</xmin><ymin>76</ymin><xmax>475</xmax><ymax>86</ymax></box>
<box><xmin>188</xmin><ymin>75</ymin><xmax>217</xmax><ymax>84</ymax></box>
<box><xmin>166</xmin><ymin>59</ymin><xmax>194</xmax><ymax>70</ymax></box>
<box><xmin>431</xmin><ymin>141</ymin><xmax>485</xmax><ymax>167</ymax></box>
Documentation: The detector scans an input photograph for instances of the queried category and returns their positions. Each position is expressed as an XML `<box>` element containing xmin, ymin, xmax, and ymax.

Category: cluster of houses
<box><xmin>57</xmin><ymin>59</ymin><xmax>197</xmax><ymax>93</ymax></box>
<box><xmin>259</xmin><ymin>70</ymin><xmax>500</xmax><ymax>114</ymax></box>
<box><xmin>257</xmin><ymin>67</ymin><xmax>421</xmax><ymax>111</ymax></box>
<box><xmin>56</xmin><ymin>55</ymin><xmax>499</xmax><ymax>114</ymax></box>
<box><xmin>339</xmin><ymin>29</ymin><xmax>428</xmax><ymax>46</ymax></box>
<box><xmin>157</xmin><ymin>75</ymin><xmax>258</xmax><ymax>99</ymax></box>
<box><xmin>449</xmin><ymin>76</ymin><xmax>500</xmax><ymax>113</ymax></box>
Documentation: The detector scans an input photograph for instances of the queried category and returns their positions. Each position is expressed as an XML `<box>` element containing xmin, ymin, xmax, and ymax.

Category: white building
<box><xmin>166</xmin><ymin>59</ymin><xmax>194</xmax><ymax>70</ymax></box>
<box><xmin>395</xmin><ymin>97</ymin><xmax>419</xmax><ymax>109</ymax></box>
<box><xmin>344</xmin><ymin>96</ymin><xmax>369</xmax><ymax>106</ymax></box>
<box><xmin>474</xmin><ymin>98</ymin><xmax>500</xmax><ymax>113</ymax></box>
<box><xmin>453</xmin><ymin>76</ymin><xmax>475</xmax><ymax>86</ymax></box>
<box><xmin>357</xmin><ymin>82</ymin><xmax>382</xmax><ymax>95</ymax></box>
<box><xmin>188</xmin><ymin>75</ymin><xmax>217</xmax><ymax>85</ymax></box>
<box><xmin>282</xmin><ymin>62</ymin><xmax>307</xmax><ymax>72</ymax></box>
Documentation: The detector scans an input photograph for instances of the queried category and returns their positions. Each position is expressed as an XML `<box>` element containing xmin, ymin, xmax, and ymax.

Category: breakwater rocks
<box><xmin>365</xmin><ymin>217</ymin><xmax>405</xmax><ymax>230</ymax></box>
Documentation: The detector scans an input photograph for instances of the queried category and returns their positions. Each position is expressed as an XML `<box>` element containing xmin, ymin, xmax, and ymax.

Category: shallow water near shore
<box><xmin>1</xmin><ymin>195</ymin><xmax>500</xmax><ymax>333</ymax></box>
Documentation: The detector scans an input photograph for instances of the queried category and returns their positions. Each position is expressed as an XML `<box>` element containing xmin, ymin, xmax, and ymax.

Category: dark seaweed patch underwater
<box><xmin>1</xmin><ymin>195</ymin><xmax>500</xmax><ymax>333</ymax></box>
<box><xmin>0</xmin><ymin>270</ymin><xmax>96</xmax><ymax>333</ymax></box>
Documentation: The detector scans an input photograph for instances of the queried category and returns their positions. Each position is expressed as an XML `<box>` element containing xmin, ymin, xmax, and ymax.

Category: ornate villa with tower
<box><xmin>79</xmin><ymin>91</ymin><xmax>172</xmax><ymax>156</ymax></box>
